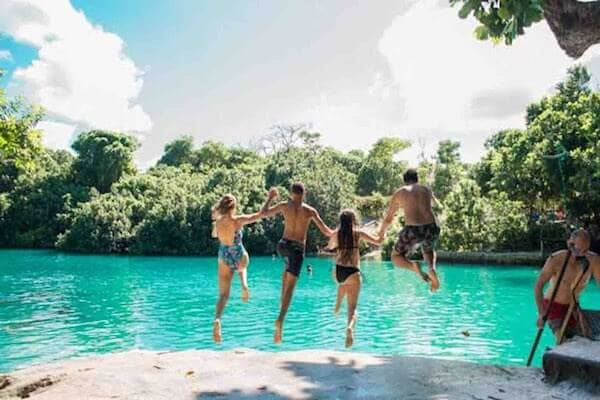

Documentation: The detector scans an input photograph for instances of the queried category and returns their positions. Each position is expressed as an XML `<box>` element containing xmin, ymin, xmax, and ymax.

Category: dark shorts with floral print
<box><xmin>394</xmin><ymin>223</ymin><xmax>440</xmax><ymax>256</ymax></box>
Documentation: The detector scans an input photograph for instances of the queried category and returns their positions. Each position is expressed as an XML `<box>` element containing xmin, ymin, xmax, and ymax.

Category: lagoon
<box><xmin>1</xmin><ymin>249</ymin><xmax>598</xmax><ymax>372</ymax></box>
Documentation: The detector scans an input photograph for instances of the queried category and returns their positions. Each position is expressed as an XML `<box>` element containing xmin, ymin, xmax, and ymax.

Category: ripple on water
<box><xmin>1</xmin><ymin>252</ymin><xmax>599</xmax><ymax>372</ymax></box>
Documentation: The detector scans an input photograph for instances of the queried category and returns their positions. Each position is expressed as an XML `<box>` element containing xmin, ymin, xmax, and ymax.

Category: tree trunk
<box><xmin>543</xmin><ymin>0</ymin><xmax>600</xmax><ymax>58</ymax></box>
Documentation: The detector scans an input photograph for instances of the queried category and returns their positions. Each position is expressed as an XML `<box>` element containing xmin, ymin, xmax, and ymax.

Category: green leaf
<box><xmin>458</xmin><ymin>2</ymin><xmax>474</xmax><ymax>19</ymax></box>
<box><xmin>474</xmin><ymin>25</ymin><xmax>489</xmax><ymax>41</ymax></box>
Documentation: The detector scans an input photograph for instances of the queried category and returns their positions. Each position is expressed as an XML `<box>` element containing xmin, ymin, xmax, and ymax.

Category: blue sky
<box><xmin>1</xmin><ymin>0</ymin><xmax>599</xmax><ymax>167</ymax></box>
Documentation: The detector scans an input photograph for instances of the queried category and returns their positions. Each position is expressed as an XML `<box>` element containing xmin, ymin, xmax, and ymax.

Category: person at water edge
<box><xmin>327</xmin><ymin>209</ymin><xmax>384</xmax><ymax>348</ymax></box>
<box><xmin>211</xmin><ymin>192</ymin><xmax>275</xmax><ymax>343</ymax></box>
<box><xmin>378</xmin><ymin>168</ymin><xmax>442</xmax><ymax>292</ymax></box>
<box><xmin>261</xmin><ymin>182</ymin><xmax>335</xmax><ymax>343</ymax></box>
<box><xmin>534</xmin><ymin>229</ymin><xmax>600</xmax><ymax>340</ymax></box>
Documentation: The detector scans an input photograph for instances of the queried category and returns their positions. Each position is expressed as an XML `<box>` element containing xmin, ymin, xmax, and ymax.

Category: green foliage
<box><xmin>451</xmin><ymin>0</ymin><xmax>544</xmax><ymax>45</ymax></box>
<box><xmin>72</xmin><ymin>130</ymin><xmax>139</xmax><ymax>193</ymax></box>
<box><xmin>357</xmin><ymin>137</ymin><xmax>410</xmax><ymax>195</ymax></box>
<box><xmin>158</xmin><ymin>135</ymin><xmax>195</xmax><ymax>167</ymax></box>
<box><xmin>433</xmin><ymin>140</ymin><xmax>465</xmax><ymax>201</ymax></box>
<box><xmin>0</xmin><ymin>149</ymin><xmax>88</xmax><ymax>248</ymax></box>
<box><xmin>440</xmin><ymin>179</ymin><xmax>528</xmax><ymax>251</ymax></box>
<box><xmin>476</xmin><ymin>65</ymin><xmax>600</xmax><ymax>224</ymax></box>
<box><xmin>0</xmin><ymin>79</ymin><xmax>44</xmax><ymax>177</ymax></box>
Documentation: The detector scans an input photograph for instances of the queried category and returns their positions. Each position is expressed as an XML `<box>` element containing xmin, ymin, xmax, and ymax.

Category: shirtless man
<box><xmin>379</xmin><ymin>168</ymin><xmax>441</xmax><ymax>292</ymax></box>
<box><xmin>534</xmin><ymin>229</ymin><xmax>600</xmax><ymax>340</ymax></box>
<box><xmin>261</xmin><ymin>182</ymin><xmax>334</xmax><ymax>343</ymax></box>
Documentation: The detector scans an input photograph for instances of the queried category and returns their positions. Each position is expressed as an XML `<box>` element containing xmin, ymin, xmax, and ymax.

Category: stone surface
<box><xmin>1</xmin><ymin>349</ymin><xmax>599</xmax><ymax>399</ymax></box>
<box><xmin>543</xmin><ymin>337</ymin><xmax>600</xmax><ymax>385</ymax></box>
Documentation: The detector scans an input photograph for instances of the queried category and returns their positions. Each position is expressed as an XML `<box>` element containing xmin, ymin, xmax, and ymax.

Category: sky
<box><xmin>1</xmin><ymin>0</ymin><xmax>599</xmax><ymax>168</ymax></box>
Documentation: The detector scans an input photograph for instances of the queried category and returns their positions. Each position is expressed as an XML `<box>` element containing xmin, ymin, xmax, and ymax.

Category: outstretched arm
<box><xmin>359</xmin><ymin>229</ymin><xmax>385</xmax><ymax>246</ymax></box>
<box><xmin>261</xmin><ymin>187</ymin><xmax>286</xmax><ymax>218</ymax></box>
<box><xmin>310</xmin><ymin>208</ymin><xmax>334</xmax><ymax>237</ymax></box>
<box><xmin>379</xmin><ymin>190</ymin><xmax>402</xmax><ymax>236</ymax></box>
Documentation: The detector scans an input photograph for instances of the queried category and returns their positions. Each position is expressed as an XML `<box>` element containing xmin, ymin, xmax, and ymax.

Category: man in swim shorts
<box><xmin>534</xmin><ymin>229</ymin><xmax>600</xmax><ymax>340</ymax></box>
<box><xmin>261</xmin><ymin>182</ymin><xmax>334</xmax><ymax>343</ymax></box>
<box><xmin>379</xmin><ymin>168</ymin><xmax>442</xmax><ymax>292</ymax></box>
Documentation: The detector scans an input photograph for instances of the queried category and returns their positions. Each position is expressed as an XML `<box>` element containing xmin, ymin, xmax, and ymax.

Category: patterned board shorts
<box><xmin>394</xmin><ymin>223</ymin><xmax>440</xmax><ymax>256</ymax></box>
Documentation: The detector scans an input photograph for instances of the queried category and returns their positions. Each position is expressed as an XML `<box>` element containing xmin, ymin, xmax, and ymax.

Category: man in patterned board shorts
<box><xmin>379</xmin><ymin>168</ymin><xmax>441</xmax><ymax>292</ymax></box>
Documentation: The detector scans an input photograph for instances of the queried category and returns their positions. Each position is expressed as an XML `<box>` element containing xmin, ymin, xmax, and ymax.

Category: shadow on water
<box><xmin>194</xmin><ymin>356</ymin><xmax>456</xmax><ymax>400</ymax></box>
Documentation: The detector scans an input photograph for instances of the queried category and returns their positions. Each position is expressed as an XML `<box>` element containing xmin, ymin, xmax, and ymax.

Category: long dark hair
<box><xmin>337</xmin><ymin>209</ymin><xmax>358</xmax><ymax>265</ymax></box>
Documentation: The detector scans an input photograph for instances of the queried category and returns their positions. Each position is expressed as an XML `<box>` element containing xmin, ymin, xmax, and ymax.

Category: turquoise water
<box><xmin>1</xmin><ymin>250</ymin><xmax>599</xmax><ymax>372</ymax></box>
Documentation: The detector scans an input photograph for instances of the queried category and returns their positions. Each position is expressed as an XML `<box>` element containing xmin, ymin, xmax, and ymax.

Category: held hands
<box><xmin>268</xmin><ymin>187</ymin><xmax>279</xmax><ymax>201</ymax></box>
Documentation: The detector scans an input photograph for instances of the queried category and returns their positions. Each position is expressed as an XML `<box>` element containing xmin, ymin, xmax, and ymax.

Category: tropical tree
<box><xmin>158</xmin><ymin>135</ymin><xmax>195</xmax><ymax>167</ymax></box>
<box><xmin>451</xmin><ymin>0</ymin><xmax>600</xmax><ymax>57</ymax></box>
<box><xmin>357</xmin><ymin>137</ymin><xmax>411</xmax><ymax>195</ymax></box>
<box><xmin>71</xmin><ymin>130</ymin><xmax>139</xmax><ymax>193</ymax></box>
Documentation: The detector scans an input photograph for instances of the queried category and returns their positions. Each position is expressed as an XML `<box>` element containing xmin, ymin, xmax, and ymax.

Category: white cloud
<box><xmin>0</xmin><ymin>0</ymin><xmax>151</xmax><ymax>143</ymax></box>
<box><xmin>377</xmin><ymin>0</ymin><xmax>600</xmax><ymax>162</ymax></box>
<box><xmin>37</xmin><ymin>120</ymin><xmax>77</xmax><ymax>151</ymax></box>
<box><xmin>0</xmin><ymin>49</ymin><xmax>12</xmax><ymax>61</ymax></box>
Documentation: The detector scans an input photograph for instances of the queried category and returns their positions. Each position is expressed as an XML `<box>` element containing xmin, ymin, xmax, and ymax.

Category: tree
<box><xmin>433</xmin><ymin>140</ymin><xmax>465</xmax><ymax>201</ymax></box>
<box><xmin>476</xmin><ymin>65</ymin><xmax>600</xmax><ymax>224</ymax></box>
<box><xmin>451</xmin><ymin>0</ymin><xmax>600</xmax><ymax>58</ymax></box>
<box><xmin>0</xmin><ymin>70</ymin><xmax>44</xmax><ymax>180</ymax></box>
<box><xmin>158</xmin><ymin>135</ymin><xmax>195</xmax><ymax>167</ymax></box>
<box><xmin>71</xmin><ymin>130</ymin><xmax>139</xmax><ymax>193</ymax></box>
<box><xmin>357</xmin><ymin>137</ymin><xmax>411</xmax><ymax>195</ymax></box>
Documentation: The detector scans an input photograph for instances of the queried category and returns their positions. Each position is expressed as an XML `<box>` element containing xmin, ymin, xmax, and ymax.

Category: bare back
<box><xmin>214</xmin><ymin>216</ymin><xmax>243</xmax><ymax>246</ymax></box>
<box><xmin>281</xmin><ymin>202</ymin><xmax>315</xmax><ymax>243</ymax></box>
<box><xmin>544</xmin><ymin>251</ymin><xmax>600</xmax><ymax>304</ymax></box>
<box><xmin>398</xmin><ymin>184</ymin><xmax>436</xmax><ymax>226</ymax></box>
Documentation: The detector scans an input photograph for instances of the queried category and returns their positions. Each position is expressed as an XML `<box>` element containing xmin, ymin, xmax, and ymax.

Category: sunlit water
<box><xmin>1</xmin><ymin>250</ymin><xmax>599</xmax><ymax>372</ymax></box>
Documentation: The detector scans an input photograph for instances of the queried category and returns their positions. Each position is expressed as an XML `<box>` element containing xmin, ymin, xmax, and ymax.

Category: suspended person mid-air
<box><xmin>533</xmin><ymin>229</ymin><xmax>600</xmax><ymax>341</ymax></box>
<box><xmin>211</xmin><ymin>192</ymin><xmax>274</xmax><ymax>343</ymax></box>
<box><xmin>327</xmin><ymin>209</ymin><xmax>384</xmax><ymax>348</ymax></box>
<box><xmin>379</xmin><ymin>168</ymin><xmax>442</xmax><ymax>292</ymax></box>
<box><xmin>261</xmin><ymin>182</ymin><xmax>334</xmax><ymax>343</ymax></box>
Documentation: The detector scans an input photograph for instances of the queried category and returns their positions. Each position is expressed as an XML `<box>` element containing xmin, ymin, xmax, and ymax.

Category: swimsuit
<box><xmin>218</xmin><ymin>230</ymin><xmax>246</xmax><ymax>270</ymax></box>
<box><xmin>394</xmin><ymin>222</ymin><xmax>440</xmax><ymax>256</ymax></box>
<box><xmin>277</xmin><ymin>239</ymin><xmax>305</xmax><ymax>277</ymax></box>
<box><xmin>335</xmin><ymin>265</ymin><xmax>360</xmax><ymax>284</ymax></box>
<box><xmin>544</xmin><ymin>299</ymin><xmax>580</xmax><ymax>339</ymax></box>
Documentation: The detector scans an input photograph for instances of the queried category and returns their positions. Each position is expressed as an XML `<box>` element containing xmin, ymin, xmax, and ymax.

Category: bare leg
<box><xmin>213</xmin><ymin>261</ymin><xmax>234</xmax><ymax>343</ymax></box>
<box><xmin>344</xmin><ymin>274</ymin><xmax>361</xmax><ymax>348</ymax></box>
<box><xmin>274</xmin><ymin>271</ymin><xmax>298</xmax><ymax>344</ymax></box>
<box><xmin>391</xmin><ymin>249</ymin><xmax>430</xmax><ymax>284</ymax></box>
<box><xmin>422</xmin><ymin>249</ymin><xmax>440</xmax><ymax>292</ymax></box>
<box><xmin>334</xmin><ymin>285</ymin><xmax>346</xmax><ymax>315</ymax></box>
<box><xmin>238</xmin><ymin>253</ymin><xmax>250</xmax><ymax>302</ymax></box>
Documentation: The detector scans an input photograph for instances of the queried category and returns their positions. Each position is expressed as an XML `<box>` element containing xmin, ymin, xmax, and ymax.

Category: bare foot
<box><xmin>213</xmin><ymin>319</ymin><xmax>222</xmax><ymax>343</ymax></box>
<box><xmin>345</xmin><ymin>328</ymin><xmax>354</xmax><ymax>348</ymax></box>
<box><xmin>409</xmin><ymin>261</ymin><xmax>430</xmax><ymax>284</ymax></box>
<box><xmin>241</xmin><ymin>287</ymin><xmax>250</xmax><ymax>303</ymax></box>
<box><xmin>427</xmin><ymin>269</ymin><xmax>440</xmax><ymax>292</ymax></box>
<box><xmin>274</xmin><ymin>320</ymin><xmax>283</xmax><ymax>344</ymax></box>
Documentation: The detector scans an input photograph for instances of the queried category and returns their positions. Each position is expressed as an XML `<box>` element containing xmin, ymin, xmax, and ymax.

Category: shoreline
<box><xmin>1</xmin><ymin>349</ymin><xmax>598</xmax><ymax>400</ymax></box>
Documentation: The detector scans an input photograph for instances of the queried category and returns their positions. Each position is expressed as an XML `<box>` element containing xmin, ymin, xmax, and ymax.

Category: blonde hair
<box><xmin>212</xmin><ymin>194</ymin><xmax>236</xmax><ymax>220</ymax></box>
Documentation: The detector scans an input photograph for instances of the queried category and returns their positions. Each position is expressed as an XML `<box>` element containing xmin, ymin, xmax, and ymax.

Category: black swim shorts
<box><xmin>277</xmin><ymin>239</ymin><xmax>305</xmax><ymax>277</ymax></box>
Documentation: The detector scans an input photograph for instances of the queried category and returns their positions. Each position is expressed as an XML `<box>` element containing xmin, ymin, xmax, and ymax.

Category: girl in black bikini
<box><xmin>327</xmin><ymin>209</ymin><xmax>385</xmax><ymax>348</ymax></box>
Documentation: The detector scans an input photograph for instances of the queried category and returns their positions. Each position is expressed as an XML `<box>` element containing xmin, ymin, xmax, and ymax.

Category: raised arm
<box><xmin>260</xmin><ymin>187</ymin><xmax>286</xmax><ymax>218</ymax></box>
<box><xmin>310</xmin><ymin>208</ymin><xmax>334</xmax><ymax>237</ymax></box>
<box><xmin>235</xmin><ymin>188</ymin><xmax>280</xmax><ymax>226</ymax></box>
<box><xmin>359</xmin><ymin>229</ymin><xmax>385</xmax><ymax>246</ymax></box>
<box><xmin>379</xmin><ymin>190</ymin><xmax>402</xmax><ymax>236</ymax></box>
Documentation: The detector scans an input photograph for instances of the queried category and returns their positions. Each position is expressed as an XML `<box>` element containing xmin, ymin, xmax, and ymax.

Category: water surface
<box><xmin>1</xmin><ymin>250</ymin><xmax>598</xmax><ymax>372</ymax></box>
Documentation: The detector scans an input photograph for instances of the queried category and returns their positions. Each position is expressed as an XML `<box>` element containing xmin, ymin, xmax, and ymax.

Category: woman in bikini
<box><xmin>211</xmin><ymin>192</ymin><xmax>273</xmax><ymax>343</ymax></box>
<box><xmin>327</xmin><ymin>209</ymin><xmax>385</xmax><ymax>348</ymax></box>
